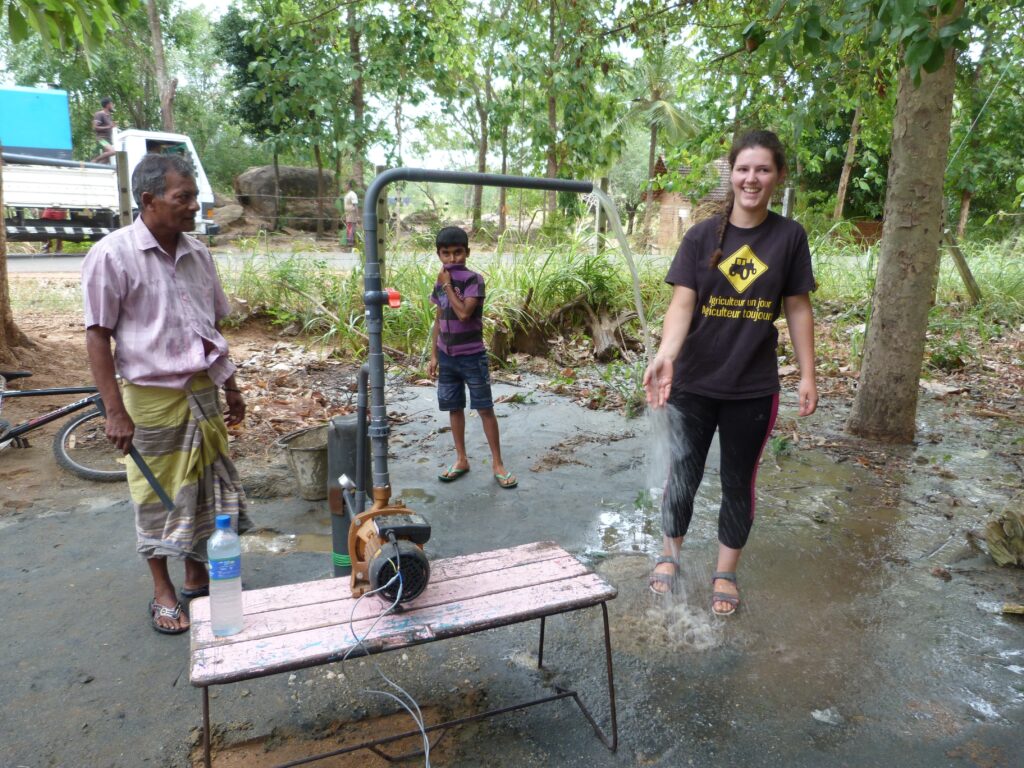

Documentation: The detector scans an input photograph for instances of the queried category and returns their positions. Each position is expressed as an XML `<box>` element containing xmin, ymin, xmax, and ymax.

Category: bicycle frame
<box><xmin>0</xmin><ymin>381</ymin><xmax>101</xmax><ymax>448</ymax></box>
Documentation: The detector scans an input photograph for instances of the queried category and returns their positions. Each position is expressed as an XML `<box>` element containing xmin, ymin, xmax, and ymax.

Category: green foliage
<box><xmin>768</xmin><ymin>434</ymin><xmax>794</xmax><ymax>459</ymax></box>
<box><xmin>599</xmin><ymin>360</ymin><xmax>647</xmax><ymax>418</ymax></box>
<box><xmin>3</xmin><ymin>0</ymin><xmax>136</xmax><ymax>54</ymax></box>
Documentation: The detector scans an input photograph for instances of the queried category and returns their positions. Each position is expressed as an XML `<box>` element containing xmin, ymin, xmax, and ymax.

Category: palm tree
<box><xmin>622</xmin><ymin>47</ymin><xmax>697</xmax><ymax>247</ymax></box>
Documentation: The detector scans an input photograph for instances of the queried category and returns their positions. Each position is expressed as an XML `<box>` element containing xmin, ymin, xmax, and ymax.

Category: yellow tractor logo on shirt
<box><xmin>718</xmin><ymin>245</ymin><xmax>768</xmax><ymax>294</ymax></box>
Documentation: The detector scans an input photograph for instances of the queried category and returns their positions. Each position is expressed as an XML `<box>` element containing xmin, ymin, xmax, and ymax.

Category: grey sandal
<box><xmin>649</xmin><ymin>555</ymin><xmax>681</xmax><ymax>595</ymax></box>
<box><xmin>711</xmin><ymin>571</ymin><xmax>740</xmax><ymax>616</ymax></box>
<box><xmin>149</xmin><ymin>599</ymin><xmax>189</xmax><ymax>635</ymax></box>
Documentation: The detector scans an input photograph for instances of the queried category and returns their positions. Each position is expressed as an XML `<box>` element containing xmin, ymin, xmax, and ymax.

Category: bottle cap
<box><xmin>215</xmin><ymin>514</ymin><xmax>232</xmax><ymax>529</ymax></box>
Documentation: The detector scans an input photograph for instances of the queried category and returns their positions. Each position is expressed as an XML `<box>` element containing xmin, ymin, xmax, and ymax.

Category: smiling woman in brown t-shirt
<box><xmin>643</xmin><ymin>129</ymin><xmax>818</xmax><ymax>616</ymax></box>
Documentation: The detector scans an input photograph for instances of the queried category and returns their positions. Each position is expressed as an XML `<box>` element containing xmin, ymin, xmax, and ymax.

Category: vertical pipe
<box><xmin>116</xmin><ymin>150</ymin><xmax>132</xmax><ymax>227</ymax></box>
<box><xmin>355</xmin><ymin>363</ymin><xmax>369</xmax><ymax>512</ymax></box>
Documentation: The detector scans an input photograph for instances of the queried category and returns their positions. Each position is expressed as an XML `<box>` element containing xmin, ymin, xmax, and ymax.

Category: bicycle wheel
<box><xmin>53</xmin><ymin>408</ymin><xmax>127</xmax><ymax>482</ymax></box>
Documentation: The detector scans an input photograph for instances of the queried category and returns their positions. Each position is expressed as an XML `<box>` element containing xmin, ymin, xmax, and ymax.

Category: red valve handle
<box><xmin>386</xmin><ymin>288</ymin><xmax>401</xmax><ymax>308</ymax></box>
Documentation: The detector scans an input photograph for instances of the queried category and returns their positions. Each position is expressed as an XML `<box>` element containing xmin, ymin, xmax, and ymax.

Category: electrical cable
<box><xmin>340</xmin><ymin>537</ymin><xmax>431</xmax><ymax>766</ymax></box>
<box><xmin>946</xmin><ymin>54</ymin><xmax>1015</xmax><ymax>172</ymax></box>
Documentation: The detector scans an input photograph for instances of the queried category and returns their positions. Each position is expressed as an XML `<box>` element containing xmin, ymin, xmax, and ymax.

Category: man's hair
<box><xmin>100</xmin><ymin>96</ymin><xmax>113</xmax><ymax>108</ymax></box>
<box><xmin>131</xmin><ymin>153</ymin><xmax>195</xmax><ymax>206</ymax></box>
<box><xmin>435</xmin><ymin>226</ymin><xmax>468</xmax><ymax>250</ymax></box>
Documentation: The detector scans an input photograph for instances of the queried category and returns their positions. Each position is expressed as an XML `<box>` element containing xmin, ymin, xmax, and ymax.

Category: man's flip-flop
<box><xmin>180</xmin><ymin>585</ymin><xmax>209</xmax><ymax>600</ymax></box>
<box><xmin>438</xmin><ymin>465</ymin><xmax>469</xmax><ymax>482</ymax></box>
<box><xmin>149</xmin><ymin>599</ymin><xmax>189</xmax><ymax>635</ymax></box>
<box><xmin>494</xmin><ymin>472</ymin><xmax>518</xmax><ymax>489</ymax></box>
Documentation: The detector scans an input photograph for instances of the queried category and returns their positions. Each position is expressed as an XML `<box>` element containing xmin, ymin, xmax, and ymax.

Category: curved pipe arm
<box><xmin>361</xmin><ymin>168</ymin><xmax>594</xmax><ymax>494</ymax></box>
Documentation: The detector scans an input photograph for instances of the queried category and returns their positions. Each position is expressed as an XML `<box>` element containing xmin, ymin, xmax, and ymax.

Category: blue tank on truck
<box><xmin>0</xmin><ymin>85</ymin><xmax>73</xmax><ymax>160</ymax></box>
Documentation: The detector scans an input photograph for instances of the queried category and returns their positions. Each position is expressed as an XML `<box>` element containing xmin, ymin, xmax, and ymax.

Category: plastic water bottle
<box><xmin>208</xmin><ymin>514</ymin><xmax>244</xmax><ymax>636</ymax></box>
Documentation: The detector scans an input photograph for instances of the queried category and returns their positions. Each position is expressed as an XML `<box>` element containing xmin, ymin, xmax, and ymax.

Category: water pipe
<box><xmin>361</xmin><ymin>168</ymin><xmax>593</xmax><ymax>504</ymax></box>
<box><xmin>1</xmin><ymin>151</ymin><xmax>113</xmax><ymax>170</ymax></box>
<box><xmin>354</xmin><ymin>363</ymin><xmax>369</xmax><ymax>514</ymax></box>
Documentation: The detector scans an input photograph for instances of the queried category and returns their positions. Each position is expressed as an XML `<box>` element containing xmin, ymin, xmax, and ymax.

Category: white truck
<box><xmin>2</xmin><ymin>85</ymin><xmax>218</xmax><ymax>242</ymax></box>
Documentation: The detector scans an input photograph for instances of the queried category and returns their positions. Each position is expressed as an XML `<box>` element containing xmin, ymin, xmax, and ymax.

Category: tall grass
<box><xmin>811</xmin><ymin>233</ymin><xmax>1024</xmax><ymax>373</ymax></box>
<box><xmin>9</xmin><ymin>276</ymin><xmax>83</xmax><ymax>313</ymax></box>
<box><xmin>221</xmin><ymin>233</ymin><xmax>668</xmax><ymax>369</ymax></box>
<box><xmin>218</xmin><ymin>230</ymin><xmax>1023</xmax><ymax>382</ymax></box>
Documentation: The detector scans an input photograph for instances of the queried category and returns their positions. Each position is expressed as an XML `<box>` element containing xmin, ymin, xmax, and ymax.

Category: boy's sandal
<box><xmin>438</xmin><ymin>465</ymin><xmax>469</xmax><ymax>482</ymax></box>
<box><xmin>711</xmin><ymin>571</ymin><xmax>740</xmax><ymax>616</ymax></box>
<box><xmin>494</xmin><ymin>471</ymin><xmax>518</xmax><ymax>489</ymax></box>
<box><xmin>649</xmin><ymin>555</ymin><xmax>681</xmax><ymax>595</ymax></box>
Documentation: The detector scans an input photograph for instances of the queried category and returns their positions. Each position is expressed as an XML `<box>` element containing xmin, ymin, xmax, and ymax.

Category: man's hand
<box><xmin>104</xmin><ymin>408</ymin><xmax>135</xmax><ymax>455</ymax></box>
<box><xmin>427</xmin><ymin>356</ymin><xmax>439</xmax><ymax>379</ymax></box>
<box><xmin>224</xmin><ymin>390</ymin><xmax>246</xmax><ymax>426</ymax></box>
<box><xmin>437</xmin><ymin>266</ymin><xmax>452</xmax><ymax>287</ymax></box>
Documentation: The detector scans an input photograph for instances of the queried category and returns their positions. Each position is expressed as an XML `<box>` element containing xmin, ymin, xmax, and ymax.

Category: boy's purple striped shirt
<box><xmin>431</xmin><ymin>264</ymin><xmax>486</xmax><ymax>356</ymax></box>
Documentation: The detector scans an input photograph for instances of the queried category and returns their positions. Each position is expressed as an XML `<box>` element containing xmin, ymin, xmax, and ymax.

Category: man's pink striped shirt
<box><xmin>82</xmin><ymin>216</ymin><xmax>235</xmax><ymax>390</ymax></box>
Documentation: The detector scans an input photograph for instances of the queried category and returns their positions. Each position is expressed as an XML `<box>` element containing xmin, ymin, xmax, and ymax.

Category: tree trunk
<box><xmin>0</xmin><ymin>152</ymin><xmax>31</xmax><ymax>364</ymax></box>
<box><xmin>641</xmin><ymin>121</ymin><xmax>658</xmax><ymax>246</ymax></box>
<box><xmin>348</xmin><ymin>6</ymin><xmax>366</xmax><ymax>187</ymax></box>
<box><xmin>833</xmin><ymin>105</ymin><xmax>862</xmax><ymax>221</ymax></box>
<box><xmin>545</xmin><ymin>0</ymin><xmax>558</xmax><ymax>216</ymax></box>
<box><xmin>272</xmin><ymin>151</ymin><xmax>281</xmax><ymax>231</ymax></box>
<box><xmin>146</xmin><ymin>0</ymin><xmax>175</xmax><ymax>132</ymax></box>
<box><xmin>847</xmin><ymin>25</ymin><xmax>961</xmax><ymax>443</ymax></box>
<box><xmin>314</xmin><ymin>144</ymin><xmax>325</xmax><ymax>240</ymax></box>
<box><xmin>957</xmin><ymin>189</ymin><xmax>972</xmax><ymax>240</ymax></box>
<box><xmin>472</xmin><ymin>87</ymin><xmax>489</xmax><ymax>233</ymax></box>
<box><xmin>954</xmin><ymin>45</ymin><xmax>988</xmax><ymax>240</ymax></box>
<box><xmin>498</xmin><ymin>125</ymin><xmax>508</xmax><ymax>234</ymax></box>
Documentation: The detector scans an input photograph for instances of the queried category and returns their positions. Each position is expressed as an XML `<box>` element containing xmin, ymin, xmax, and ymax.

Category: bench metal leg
<box><xmin>538</xmin><ymin>615</ymin><xmax>546</xmax><ymax>668</ymax></box>
<box><xmin>199</xmin><ymin>602</ymin><xmax>617</xmax><ymax>766</ymax></box>
<box><xmin>539</xmin><ymin>603</ymin><xmax>617</xmax><ymax>750</ymax></box>
<box><xmin>202</xmin><ymin>686</ymin><xmax>212</xmax><ymax>768</ymax></box>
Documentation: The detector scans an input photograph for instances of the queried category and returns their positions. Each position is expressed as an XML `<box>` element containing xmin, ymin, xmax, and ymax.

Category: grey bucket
<box><xmin>275</xmin><ymin>424</ymin><xmax>329</xmax><ymax>501</ymax></box>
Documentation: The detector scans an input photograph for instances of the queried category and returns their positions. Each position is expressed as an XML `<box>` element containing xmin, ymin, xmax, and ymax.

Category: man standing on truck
<box><xmin>91</xmin><ymin>97</ymin><xmax>116</xmax><ymax>163</ymax></box>
<box><xmin>82</xmin><ymin>153</ymin><xmax>250</xmax><ymax>635</ymax></box>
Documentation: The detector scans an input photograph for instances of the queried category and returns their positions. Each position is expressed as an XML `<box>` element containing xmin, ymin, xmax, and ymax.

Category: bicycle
<box><xmin>0</xmin><ymin>369</ymin><xmax>127</xmax><ymax>482</ymax></box>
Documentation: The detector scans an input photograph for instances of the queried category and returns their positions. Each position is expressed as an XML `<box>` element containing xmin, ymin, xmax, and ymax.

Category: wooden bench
<box><xmin>189</xmin><ymin>540</ymin><xmax>618</xmax><ymax>767</ymax></box>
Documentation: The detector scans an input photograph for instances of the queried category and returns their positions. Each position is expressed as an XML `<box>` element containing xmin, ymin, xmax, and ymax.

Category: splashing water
<box><xmin>645</xmin><ymin>599</ymin><xmax>721</xmax><ymax>651</ymax></box>
<box><xmin>582</xmin><ymin>199</ymin><xmax>723</xmax><ymax>651</ymax></box>
<box><xmin>590</xmin><ymin>188</ymin><xmax>654</xmax><ymax>361</ymax></box>
<box><xmin>644</xmin><ymin>403</ymin><xmax>724</xmax><ymax>649</ymax></box>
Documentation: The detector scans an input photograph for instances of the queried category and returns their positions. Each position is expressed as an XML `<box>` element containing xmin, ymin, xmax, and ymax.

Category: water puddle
<box><xmin>241</xmin><ymin>530</ymin><xmax>333</xmax><ymax>555</ymax></box>
<box><xmin>394</xmin><ymin>487</ymin><xmax>436</xmax><ymax>504</ymax></box>
<box><xmin>589</xmin><ymin>399</ymin><xmax>1024</xmax><ymax>738</ymax></box>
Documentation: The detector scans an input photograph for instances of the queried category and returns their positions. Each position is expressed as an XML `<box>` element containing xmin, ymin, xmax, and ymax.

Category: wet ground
<box><xmin>2</xmin><ymin>374</ymin><xmax>1022</xmax><ymax>767</ymax></box>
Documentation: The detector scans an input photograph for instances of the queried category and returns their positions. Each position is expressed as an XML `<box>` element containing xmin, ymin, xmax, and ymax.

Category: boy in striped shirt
<box><xmin>427</xmin><ymin>226</ymin><xmax>517</xmax><ymax>489</ymax></box>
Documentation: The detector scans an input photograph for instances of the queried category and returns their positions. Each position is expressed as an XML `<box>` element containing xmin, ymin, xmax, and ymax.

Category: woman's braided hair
<box><xmin>709</xmin><ymin>129</ymin><xmax>788</xmax><ymax>270</ymax></box>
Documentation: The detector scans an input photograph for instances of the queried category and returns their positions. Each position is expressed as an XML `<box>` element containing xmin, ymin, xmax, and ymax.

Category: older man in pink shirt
<box><xmin>83</xmin><ymin>153</ymin><xmax>248</xmax><ymax>635</ymax></box>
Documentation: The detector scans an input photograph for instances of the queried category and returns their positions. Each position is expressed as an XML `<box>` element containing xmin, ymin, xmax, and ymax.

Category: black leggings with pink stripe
<box><xmin>661</xmin><ymin>391</ymin><xmax>778</xmax><ymax>550</ymax></box>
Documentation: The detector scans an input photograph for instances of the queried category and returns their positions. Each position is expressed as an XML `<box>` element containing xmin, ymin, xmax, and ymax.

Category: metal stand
<box><xmin>198</xmin><ymin>602</ymin><xmax>617</xmax><ymax>767</ymax></box>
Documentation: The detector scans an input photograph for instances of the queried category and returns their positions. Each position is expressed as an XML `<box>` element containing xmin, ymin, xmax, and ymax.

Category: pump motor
<box><xmin>348</xmin><ymin>503</ymin><xmax>431</xmax><ymax>602</ymax></box>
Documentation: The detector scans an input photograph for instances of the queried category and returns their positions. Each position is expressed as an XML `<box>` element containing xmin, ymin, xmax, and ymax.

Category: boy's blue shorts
<box><xmin>437</xmin><ymin>349</ymin><xmax>494</xmax><ymax>411</ymax></box>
